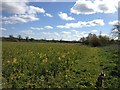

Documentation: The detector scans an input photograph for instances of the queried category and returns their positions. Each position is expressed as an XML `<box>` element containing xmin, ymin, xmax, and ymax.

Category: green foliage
<box><xmin>2</xmin><ymin>42</ymin><xmax>119</xmax><ymax>88</ymax></box>
<box><xmin>81</xmin><ymin>33</ymin><xmax>110</xmax><ymax>47</ymax></box>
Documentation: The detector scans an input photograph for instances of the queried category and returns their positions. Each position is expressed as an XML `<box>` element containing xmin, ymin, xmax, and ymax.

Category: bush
<box><xmin>81</xmin><ymin>33</ymin><xmax>110</xmax><ymax>47</ymax></box>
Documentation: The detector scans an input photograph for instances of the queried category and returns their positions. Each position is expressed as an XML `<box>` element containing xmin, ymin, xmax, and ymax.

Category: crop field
<box><xmin>2</xmin><ymin>42</ymin><xmax>119</xmax><ymax>88</ymax></box>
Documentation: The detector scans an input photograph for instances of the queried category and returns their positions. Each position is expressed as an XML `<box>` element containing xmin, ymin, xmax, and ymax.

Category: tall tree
<box><xmin>18</xmin><ymin>35</ymin><xmax>22</xmax><ymax>41</ymax></box>
<box><xmin>26</xmin><ymin>36</ymin><xmax>29</xmax><ymax>42</ymax></box>
<box><xmin>9</xmin><ymin>35</ymin><xmax>14</xmax><ymax>41</ymax></box>
<box><xmin>30</xmin><ymin>38</ymin><xmax>34</xmax><ymax>42</ymax></box>
<box><xmin>9</xmin><ymin>35</ymin><xmax>14</xmax><ymax>38</ymax></box>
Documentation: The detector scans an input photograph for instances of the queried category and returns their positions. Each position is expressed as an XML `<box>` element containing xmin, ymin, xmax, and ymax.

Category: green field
<box><xmin>2</xmin><ymin>42</ymin><xmax>119</xmax><ymax>88</ymax></box>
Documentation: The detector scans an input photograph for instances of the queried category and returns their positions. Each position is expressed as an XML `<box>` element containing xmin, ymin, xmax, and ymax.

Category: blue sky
<box><xmin>1</xmin><ymin>0</ymin><xmax>119</xmax><ymax>41</ymax></box>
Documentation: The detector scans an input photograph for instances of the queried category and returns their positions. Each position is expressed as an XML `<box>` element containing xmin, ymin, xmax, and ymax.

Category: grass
<box><xmin>2</xmin><ymin>42</ymin><xmax>119</xmax><ymax>88</ymax></box>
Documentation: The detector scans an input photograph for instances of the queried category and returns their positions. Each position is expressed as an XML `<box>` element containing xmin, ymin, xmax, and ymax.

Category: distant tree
<box><xmin>80</xmin><ymin>33</ymin><xmax>110</xmax><ymax>47</ymax></box>
<box><xmin>26</xmin><ymin>36</ymin><xmax>29</xmax><ymax>42</ymax></box>
<box><xmin>87</xmin><ymin>33</ymin><xmax>93</xmax><ymax>45</ymax></box>
<box><xmin>9</xmin><ymin>35</ymin><xmax>14</xmax><ymax>41</ymax></box>
<box><xmin>89</xmin><ymin>34</ymin><xmax>100</xmax><ymax>47</ymax></box>
<box><xmin>9</xmin><ymin>35</ymin><xmax>14</xmax><ymax>39</ymax></box>
<box><xmin>99</xmin><ymin>35</ymin><xmax>109</xmax><ymax>46</ymax></box>
<box><xmin>80</xmin><ymin>37</ymin><xmax>85</xmax><ymax>44</ymax></box>
<box><xmin>110</xmin><ymin>39</ymin><xmax>115</xmax><ymax>44</ymax></box>
<box><xmin>18</xmin><ymin>35</ymin><xmax>22</xmax><ymax>41</ymax></box>
<box><xmin>30</xmin><ymin>38</ymin><xmax>34</xmax><ymax>42</ymax></box>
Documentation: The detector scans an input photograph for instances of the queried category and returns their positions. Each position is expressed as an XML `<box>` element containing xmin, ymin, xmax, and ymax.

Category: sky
<box><xmin>1</xmin><ymin>0</ymin><xmax>119</xmax><ymax>41</ymax></box>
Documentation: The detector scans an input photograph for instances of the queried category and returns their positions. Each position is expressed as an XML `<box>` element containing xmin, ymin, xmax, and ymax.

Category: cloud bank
<box><xmin>71</xmin><ymin>0</ymin><xmax>119</xmax><ymax>15</ymax></box>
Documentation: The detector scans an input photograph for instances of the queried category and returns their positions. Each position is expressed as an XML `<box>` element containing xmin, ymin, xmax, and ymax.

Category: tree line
<box><xmin>1</xmin><ymin>23</ymin><xmax>120</xmax><ymax>47</ymax></box>
<box><xmin>80</xmin><ymin>33</ymin><xmax>117</xmax><ymax>47</ymax></box>
<box><xmin>1</xmin><ymin>35</ymin><xmax>81</xmax><ymax>43</ymax></box>
<box><xmin>1</xmin><ymin>33</ymin><xmax>119</xmax><ymax>47</ymax></box>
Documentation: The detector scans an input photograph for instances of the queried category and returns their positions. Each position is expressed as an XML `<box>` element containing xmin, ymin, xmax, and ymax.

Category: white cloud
<box><xmin>111</xmin><ymin>29</ymin><xmax>119</xmax><ymax>33</ymax></box>
<box><xmin>101</xmin><ymin>33</ymin><xmax>109</xmax><ymax>36</ymax></box>
<box><xmin>21</xmin><ymin>30</ymin><xmax>34</xmax><ymax>36</ymax></box>
<box><xmin>1</xmin><ymin>0</ymin><xmax>46</xmax><ymax>24</ymax></box>
<box><xmin>31</xmin><ymin>27</ymin><xmax>43</xmax><ymax>30</ymax></box>
<box><xmin>2</xmin><ymin>0</ymin><xmax>45</xmax><ymax>14</ymax></box>
<box><xmin>109</xmin><ymin>20</ymin><xmax>120</xmax><ymax>25</ymax></box>
<box><xmin>42</xmin><ymin>30</ymin><xmax>97</xmax><ymax>41</ymax></box>
<box><xmin>57</xmin><ymin>19</ymin><xmax>104</xmax><ymax>29</ymax></box>
<box><xmin>71</xmin><ymin>0</ymin><xmax>96</xmax><ymax>15</ymax></box>
<box><xmin>45</xmin><ymin>13</ymin><xmax>53</xmax><ymax>17</ymax></box>
<box><xmin>2</xmin><ymin>14</ymin><xmax>39</xmax><ymax>24</ymax></box>
<box><xmin>58</xmin><ymin>12</ymin><xmax>75</xmax><ymax>21</ymax></box>
<box><xmin>109</xmin><ymin>20</ymin><xmax>120</xmax><ymax>33</ymax></box>
<box><xmin>20</xmin><ymin>29</ymin><xmax>102</xmax><ymax>41</ymax></box>
<box><xmin>44</xmin><ymin>26</ymin><xmax>53</xmax><ymax>29</ymax></box>
<box><xmin>30</xmin><ymin>26</ymin><xmax>53</xmax><ymax>30</ymax></box>
<box><xmin>94</xmin><ymin>0</ymin><xmax>118</xmax><ymax>14</ymax></box>
<box><xmin>91</xmin><ymin>30</ymin><xmax>98</xmax><ymax>33</ymax></box>
<box><xmin>71</xmin><ymin>0</ymin><xmax>119</xmax><ymax>15</ymax></box>
<box><xmin>2</xmin><ymin>0</ymin><xmax>28</xmax><ymax>14</ymax></box>
<box><xmin>27</xmin><ymin>6</ymin><xmax>45</xmax><ymax>14</ymax></box>
<box><xmin>42</xmin><ymin>30</ymin><xmax>81</xmax><ymax>41</ymax></box>
<box><xmin>0</xmin><ymin>28</ymin><xmax>7</xmax><ymax>31</ymax></box>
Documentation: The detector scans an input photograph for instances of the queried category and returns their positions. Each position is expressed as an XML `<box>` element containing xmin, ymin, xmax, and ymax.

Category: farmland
<box><xmin>2</xmin><ymin>42</ymin><xmax>119</xmax><ymax>88</ymax></box>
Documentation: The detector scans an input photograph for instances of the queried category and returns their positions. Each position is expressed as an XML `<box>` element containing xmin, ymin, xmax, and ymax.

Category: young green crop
<box><xmin>2</xmin><ymin>42</ymin><xmax>119</xmax><ymax>88</ymax></box>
